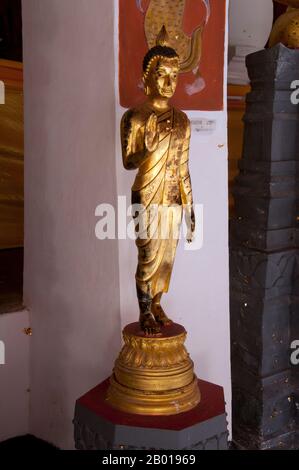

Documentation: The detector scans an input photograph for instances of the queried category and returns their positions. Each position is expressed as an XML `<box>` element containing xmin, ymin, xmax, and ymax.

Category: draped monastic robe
<box><xmin>121</xmin><ymin>104</ymin><xmax>193</xmax><ymax>301</ymax></box>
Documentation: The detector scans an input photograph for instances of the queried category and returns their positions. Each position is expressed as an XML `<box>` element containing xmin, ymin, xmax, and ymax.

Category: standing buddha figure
<box><xmin>121</xmin><ymin>27</ymin><xmax>195</xmax><ymax>335</ymax></box>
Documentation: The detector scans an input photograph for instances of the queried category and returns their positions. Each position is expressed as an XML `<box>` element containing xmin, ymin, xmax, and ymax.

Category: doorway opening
<box><xmin>0</xmin><ymin>0</ymin><xmax>23</xmax><ymax>313</ymax></box>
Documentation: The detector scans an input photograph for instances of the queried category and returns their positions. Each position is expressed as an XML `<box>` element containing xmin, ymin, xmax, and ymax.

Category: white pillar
<box><xmin>22</xmin><ymin>0</ymin><xmax>120</xmax><ymax>449</ymax></box>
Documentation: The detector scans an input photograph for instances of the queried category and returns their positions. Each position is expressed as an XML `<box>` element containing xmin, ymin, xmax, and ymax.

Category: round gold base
<box><xmin>106</xmin><ymin>323</ymin><xmax>201</xmax><ymax>416</ymax></box>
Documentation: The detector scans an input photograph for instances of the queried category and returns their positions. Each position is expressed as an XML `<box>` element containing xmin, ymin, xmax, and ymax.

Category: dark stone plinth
<box><xmin>73</xmin><ymin>379</ymin><xmax>228</xmax><ymax>450</ymax></box>
<box><xmin>230</xmin><ymin>44</ymin><xmax>299</xmax><ymax>450</ymax></box>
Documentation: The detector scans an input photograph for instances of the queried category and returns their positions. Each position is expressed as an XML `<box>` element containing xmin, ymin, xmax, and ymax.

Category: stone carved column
<box><xmin>230</xmin><ymin>44</ymin><xmax>299</xmax><ymax>449</ymax></box>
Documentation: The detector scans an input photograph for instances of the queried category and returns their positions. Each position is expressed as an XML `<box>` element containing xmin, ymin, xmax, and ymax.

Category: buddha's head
<box><xmin>142</xmin><ymin>27</ymin><xmax>180</xmax><ymax>100</ymax></box>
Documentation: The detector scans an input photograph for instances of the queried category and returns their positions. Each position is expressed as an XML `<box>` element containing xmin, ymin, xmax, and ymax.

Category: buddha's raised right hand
<box><xmin>145</xmin><ymin>113</ymin><xmax>160</xmax><ymax>152</ymax></box>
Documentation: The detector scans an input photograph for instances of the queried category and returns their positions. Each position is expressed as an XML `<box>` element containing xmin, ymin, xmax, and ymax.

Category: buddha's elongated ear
<box><xmin>142</xmin><ymin>76</ymin><xmax>150</xmax><ymax>96</ymax></box>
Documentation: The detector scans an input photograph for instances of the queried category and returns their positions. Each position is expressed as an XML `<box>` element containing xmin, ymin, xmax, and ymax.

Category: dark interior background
<box><xmin>0</xmin><ymin>0</ymin><xmax>22</xmax><ymax>61</ymax></box>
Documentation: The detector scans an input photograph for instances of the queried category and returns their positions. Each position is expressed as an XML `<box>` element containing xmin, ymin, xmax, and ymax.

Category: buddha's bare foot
<box><xmin>152</xmin><ymin>302</ymin><xmax>173</xmax><ymax>327</ymax></box>
<box><xmin>140</xmin><ymin>311</ymin><xmax>161</xmax><ymax>336</ymax></box>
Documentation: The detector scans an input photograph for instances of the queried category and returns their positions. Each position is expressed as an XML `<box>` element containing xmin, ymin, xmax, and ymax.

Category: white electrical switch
<box><xmin>191</xmin><ymin>119</ymin><xmax>216</xmax><ymax>133</ymax></box>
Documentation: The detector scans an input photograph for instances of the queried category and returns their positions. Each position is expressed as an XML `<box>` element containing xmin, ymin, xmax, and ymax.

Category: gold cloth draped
<box><xmin>121</xmin><ymin>105</ymin><xmax>192</xmax><ymax>299</ymax></box>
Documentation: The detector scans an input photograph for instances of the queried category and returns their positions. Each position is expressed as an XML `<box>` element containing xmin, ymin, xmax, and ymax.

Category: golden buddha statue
<box><xmin>107</xmin><ymin>27</ymin><xmax>200</xmax><ymax>417</ymax></box>
<box><xmin>270</xmin><ymin>0</ymin><xmax>299</xmax><ymax>48</ymax></box>
<box><xmin>121</xmin><ymin>27</ymin><xmax>195</xmax><ymax>335</ymax></box>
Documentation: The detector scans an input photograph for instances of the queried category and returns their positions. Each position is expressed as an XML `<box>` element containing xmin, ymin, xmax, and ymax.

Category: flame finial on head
<box><xmin>156</xmin><ymin>25</ymin><xmax>170</xmax><ymax>47</ymax></box>
<box><xmin>142</xmin><ymin>25</ymin><xmax>179</xmax><ymax>81</ymax></box>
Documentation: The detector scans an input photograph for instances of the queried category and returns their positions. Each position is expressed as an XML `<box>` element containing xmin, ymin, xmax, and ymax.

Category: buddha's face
<box><xmin>145</xmin><ymin>57</ymin><xmax>180</xmax><ymax>99</ymax></box>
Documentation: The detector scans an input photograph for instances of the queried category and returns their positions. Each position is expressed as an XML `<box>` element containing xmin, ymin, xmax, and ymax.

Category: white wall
<box><xmin>114</xmin><ymin>0</ymin><xmax>231</xmax><ymax>431</ymax></box>
<box><xmin>22</xmin><ymin>0</ymin><xmax>120</xmax><ymax>449</ymax></box>
<box><xmin>0</xmin><ymin>310</ymin><xmax>30</xmax><ymax>441</ymax></box>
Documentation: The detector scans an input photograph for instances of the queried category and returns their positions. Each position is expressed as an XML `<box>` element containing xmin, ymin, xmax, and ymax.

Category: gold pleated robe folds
<box><xmin>121</xmin><ymin>104</ymin><xmax>193</xmax><ymax>300</ymax></box>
